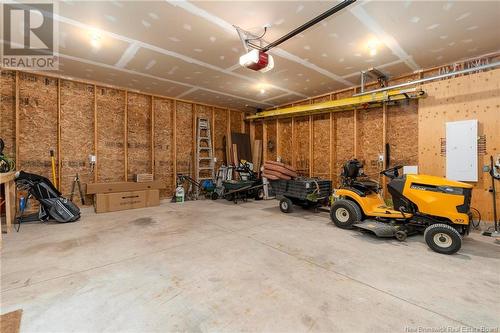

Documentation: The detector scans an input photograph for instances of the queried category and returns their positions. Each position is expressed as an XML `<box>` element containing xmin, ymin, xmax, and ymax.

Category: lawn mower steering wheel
<box><xmin>381</xmin><ymin>165</ymin><xmax>403</xmax><ymax>179</ymax></box>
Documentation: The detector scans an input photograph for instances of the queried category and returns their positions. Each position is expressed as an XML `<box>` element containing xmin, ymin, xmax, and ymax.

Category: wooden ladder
<box><xmin>195</xmin><ymin>117</ymin><xmax>215</xmax><ymax>196</ymax></box>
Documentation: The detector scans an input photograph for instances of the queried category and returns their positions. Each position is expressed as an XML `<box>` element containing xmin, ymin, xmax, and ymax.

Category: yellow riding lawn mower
<box><xmin>330</xmin><ymin>160</ymin><xmax>473</xmax><ymax>255</ymax></box>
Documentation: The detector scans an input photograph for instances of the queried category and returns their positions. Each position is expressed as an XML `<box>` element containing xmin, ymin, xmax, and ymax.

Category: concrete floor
<box><xmin>1</xmin><ymin>199</ymin><xmax>499</xmax><ymax>332</ymax></box>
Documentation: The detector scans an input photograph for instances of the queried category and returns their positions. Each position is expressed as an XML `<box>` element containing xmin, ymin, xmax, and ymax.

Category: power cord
<box><xmin>470</xmin><ymin>207</ymin><xmax>481</xmax><ymax>229</ymax></box>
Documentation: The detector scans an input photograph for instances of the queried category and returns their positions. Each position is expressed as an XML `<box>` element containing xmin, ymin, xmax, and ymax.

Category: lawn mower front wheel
<box><xmin>424</xmin><ymin>223</ymin><xmax>462</xmax><ymax>255</ymax></box>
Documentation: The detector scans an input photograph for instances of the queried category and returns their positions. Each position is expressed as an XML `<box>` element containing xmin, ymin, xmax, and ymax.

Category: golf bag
<box><xmin>15</xmin><ymin>171</ymin><xmax>80</xmax><ymax>223</ymax></box>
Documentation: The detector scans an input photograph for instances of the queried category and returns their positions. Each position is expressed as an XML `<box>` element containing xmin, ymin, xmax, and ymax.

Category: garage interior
<box><xmin>0</xmin><ymin>1</ymin><xmax>499</xmax><ymax>332</ymax></box>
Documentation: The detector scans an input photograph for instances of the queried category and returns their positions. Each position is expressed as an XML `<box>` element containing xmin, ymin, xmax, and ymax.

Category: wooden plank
<box><xmin>153</xmin><ymin>98</ymin><xmax>174</xmax><ymax>197</ymax></box>
<box><xmin>353</xmin><ymin>108</ymin><xmax>358</xmax><ymax>158</ymax></box>
<box><xmin>291</xmin><ymin>117</ymin><xmax>296</xmax><ymax>168</ymax></box>
<box><xmin>57</xmin><ymin>79</ymin><xmax>61</xmax><ymax>189</ymax></box>
<box><xmin>94</xmin><ymin>84</ymin><xmax>98</xmax><ymax>182</ymax></box>
<box><xmin>418</xmin><ymin>68</ymin><xmax>500</xmax><ymax>221</ymax></box>
<box><xmin>59</xmin><ymin>80</ymin><xmax>94</xmax><ymax>201</ymax></box>
<box><xmin>124</xmin><ymin>90</ymin><xmax>128</xmax><ymax>181</ymax></box>
<box><xmin>15</xmin><ymin>71</ymin><xmax>20</xmax><ymax>169</ymax></box>
<box><xmin>382</xmin><ymin>102</ymin><xmax>387</xmax><ymax>195</ymax></box>
<box><xmin>172</xmin><ymin>100</ymin><xmax>177</xmax><ymax>188</ymax></box>
<box><xmin>127</xmin><ymin>93</ymin><xmax>152</xmax><ymax>180</ymax></box>
<box><xmin>329</xmin><ymin>112</ymin><xmax>334</xmax><ymax>182</ymax></box>
<box><xmin>309</xmin><ymin>115</ymin><xmax>313</xmax><ymax>177</ymax></box>
<box><xmin>249</xmin><ymin>120</ymin><xmax>255</xmax><ymax>155</ymax></box>
<box><xmin>275</xmin><ymin>118</ymin><xmax>280</xmax><ymax>161</ymax></box>
<box><xmin>211</xmin><ymin>106</ymin><xmax>215</xmax><ymax>153</ymax></box>
<box><xmin>226</xmin><ymin>108</ymin><xmax>231</xmax><ymax>165</ymax></box>
<box><xmin>262</xmin><ymin>121</ymin><xmax>268</xmax><ymax>162</ymax></box>
<box><xmin>151</xmin><ymin>96</ymin><xmax>155</xmax><ymax>175</ymax></box>
<box><xmin>96</xmin><ymin>87</ymin><xmax>126</xmax><ymax>183</ymax></box>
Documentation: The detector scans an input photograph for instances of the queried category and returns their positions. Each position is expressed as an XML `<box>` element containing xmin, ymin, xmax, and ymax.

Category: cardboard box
<box><xmin>86</xmin><ymin>181</ymin><xmax>164</xmax><ymax>194</ymax></box>
<box><xmin>94</xmin><ymin>189</ymin><xmax>160</xmax><ymax>213</ymax></box>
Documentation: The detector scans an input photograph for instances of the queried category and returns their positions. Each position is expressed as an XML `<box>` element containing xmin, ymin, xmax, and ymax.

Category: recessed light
<box><xmin>89</xmin><ymin>29</ymin><xmax>102</xmax><ymax>48</ymax></box>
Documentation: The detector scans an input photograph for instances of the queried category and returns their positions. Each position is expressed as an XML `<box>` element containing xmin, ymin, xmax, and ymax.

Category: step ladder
<box><xmin>195</xmin><ymin>117</ymin><xmax>215</xmax><ymax>196</ymax></box>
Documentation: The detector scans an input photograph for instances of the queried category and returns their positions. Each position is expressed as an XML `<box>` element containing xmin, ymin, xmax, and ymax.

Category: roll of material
<box><xmin>263</xmin><ymin>161</ymin><xmax>297</xmax><ymax>178</ymax></box>
<box><xmin>262</xmin><ymin>172</ymin><xmax>280</xmax><ymax>180</ymax></box>
<box><xmin>263</xmin><ymin>169</ymin><xmax>292</xmax><ymax>180</ymax></box>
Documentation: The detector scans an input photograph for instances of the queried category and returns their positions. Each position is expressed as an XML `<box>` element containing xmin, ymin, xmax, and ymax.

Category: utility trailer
<box><xmin>270</xmin><ymin>178</ymin><xmax>332</xmax><ymax>213</ymax></box>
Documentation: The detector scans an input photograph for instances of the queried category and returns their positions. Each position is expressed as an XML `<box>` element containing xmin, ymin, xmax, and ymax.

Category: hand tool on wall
<box><xmin>483</xmin><ymin>155</ymin><xmax>500</xmax><ymax>237</ymax></box>
<box><xmin>50</xmin><ymin>149</ymin><xmax>57</xmax><ymax>189</ymax></box>
<box><xmin>70</xmin><ymin>173</ymin><xmax>85</xmax><ymax>205</ymax></box>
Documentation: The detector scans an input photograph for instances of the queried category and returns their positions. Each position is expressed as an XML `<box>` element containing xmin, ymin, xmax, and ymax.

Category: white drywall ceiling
<box><xmin>8</xmin><ymin>0</ymin><xmax>500</xmax><ymax>110</ymax></box>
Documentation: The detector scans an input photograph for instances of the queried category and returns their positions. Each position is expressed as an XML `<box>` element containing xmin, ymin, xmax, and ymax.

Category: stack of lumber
<box><xmin>262</xmin><ymin>161</ymin><xmax>298</xmax><ymax>180</ymax></box>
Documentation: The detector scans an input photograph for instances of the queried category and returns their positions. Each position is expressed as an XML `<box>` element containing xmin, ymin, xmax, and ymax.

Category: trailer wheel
<box><xmin>279</xmin><ymin>197</ymin><xmax>293</xmax><ymax>213</ymax></box>
<box><xmin>395</xmin><ymin>230</ymin><xmax>407</xmax><ymax>242</ymax></box>
<box><xmin>424</xmin><ymin>223</ymin><xmax>462</xmax><ymax>255</ymax></box>
<box><xmin>255</xmin><ymin>188</ymin><xmax>264</xmax><ymax>200</ymax></box>
<box><xmin>330</xmin><ymin>199</ymin><xmax>362</xmax><ymax>229</ymax></box>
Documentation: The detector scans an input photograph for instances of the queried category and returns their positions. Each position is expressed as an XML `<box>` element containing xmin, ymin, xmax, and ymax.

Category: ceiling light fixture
<box><xmin>367</xmin><ymin>38</ymin><xmax>379</xmax><ymax>57</ymax></box>
<box><xmin>89</xmin><ymin>29</ymin><xmax>102</xmax><ymax>48</ymax></box>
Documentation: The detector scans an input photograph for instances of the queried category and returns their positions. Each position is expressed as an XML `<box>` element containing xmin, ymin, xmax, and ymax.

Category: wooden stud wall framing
<box><xmin>14</xmin><ymin>71</ymin><xmax>20</xmax><ymax>168</ymax></box>
<box><xmin>172</xmin><ymin>100</ymin><xmax>177</xmax><ymax>188</ymax></box>
<box><xmin>309</xmin><ymin>115</ymin><xmax>313</xmax><ymax>177</ymax></box>
<box><xmin>291</xmin><ymin>118</ymin><xmax>296</xmax><ymax>168</ymax></box>
<box><xmin>151</xmin><ymin>96</ymin><xmax>155</xmax><ymax>175</ymax></box>
<box><xmin>275</xmin><ymin>119</ymin><xmax>280</xmax><ymax>160</ymax></box>
<box><xmin>124</xmin><ymin>90</ymin><xmax>128</xmax><ymax>181</ymax></box>
<box><xmin>1</xmin><ymin>68</ymin><xmax>247</xmax><ymax>204</ymax></box>
<box><xmin>93</xmin><ymin>84</ymin><xmax>98</xmax><ymax>182</ymax></box>
<box><xmin>381</xmin><ymin>102</ymin><xmax>387</xmax><ymax>195</ymax></box>
<box><xmin>262</xmin><ymin>121</ymin><xmax>268</xmax><ymax>162</ymax></box>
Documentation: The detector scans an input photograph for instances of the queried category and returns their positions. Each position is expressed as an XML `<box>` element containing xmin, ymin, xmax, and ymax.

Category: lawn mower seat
<box><xmin>351</xmin><ymin>179</ymin><xmax>380</xmax><ymax>195</ymax></box>
<box><xmin>341</xmin><ymin>159</ymin><xmax>380</xmax><ymax>196</ymax></box>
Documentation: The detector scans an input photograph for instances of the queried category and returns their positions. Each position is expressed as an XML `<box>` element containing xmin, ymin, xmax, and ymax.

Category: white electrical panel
<box><xmin>445</xmin><ymin>119</ymin><xmax>478</xmax><ymax>182</ymax></box>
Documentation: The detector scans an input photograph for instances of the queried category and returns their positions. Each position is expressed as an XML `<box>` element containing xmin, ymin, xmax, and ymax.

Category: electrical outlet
<box><xmin>378</xmin><ymin>154</ymin><xmax>384</xmax><ymax>162</ymax></box>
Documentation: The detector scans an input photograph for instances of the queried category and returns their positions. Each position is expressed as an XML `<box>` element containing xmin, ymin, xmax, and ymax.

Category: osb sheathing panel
<box><xmin>154</xmin><ymin>98</ymin><xmax>174</xmax><ymax>197</ymax></box>
<box><xmin>244</xmin><ymin>113</ymin><xmax>251</xmax><ymax>134</ymax></box>
<box><xmin>357</xmin><ymin>108</ymin><xmax>384</xmax><ymax>179</ymax></box>
<box><xmin>60</xmin><ymin>80</ymin><xmax>94</xmax><ymax>203</ymax></box>
<box><xmin>127</xmin><ymin>93</ymin><xmax>152</xmax><ymax>181</ymax></box>
<box><xmin>254</xmin><ymin>121</ymin><xmax>263</xmax><ymax>141</ymax></box>
<box><xmin>96</xmin><ymin>87</ymin><xmax>125</xmax><ymax>183</ymax></box>
<box><xmin>230</xmin><ymin>110</ymin><xmax>243</xmax><ymax>134</ymax></box>
<box><xmin>312</xmin><ymin>114</ymin><xmax>330</xmax><ymax>178</ymax></box>
<box><xmin>419</xmin><ymin>69</ymin><xmax>500</xmax><ymax>221</ymax></box>
<box><xmin>0</xmin><ymin>70</ymin><xmax>16</xmax><ymax>157</ymax></box>
<box><xmin>293</xmin><ymin>100</ymin><xmax>311</xmax><ymax>106</ymax></box>
<box><xmin>294</xmin><ymin>116</ymin><xmax>310</xmax><ymax>176</ymax></box>
<box><xmin>387</xmin><ymin>100</ymin><xmax>418</xmax><ymax>167</ymax></box>
<box><xmin>176</xmin><ymin>101</ymin><xmax>193</xmax><ymax>175</ymax></box>
<box><xmin>195</xmin><ymin>104</ymin><xmax>213</xmax><ymax>121</ymax></box>
<box><xmin>277</xmin><ymin>118</ymin><xmax>292</xmax><ymax>165</ymax></box>
<box><xmin>334</xmin><ymin>111</ymin><xmax>355</xmax><ymax>185</ymax></box>
<box><xmin>265</xmin><ymin>120</ymin><xmax>277</xmax><ymax>161</ymax></box>
<box><xmin>312</xmin><ymin>95</ymin><xmax>330</xmax><ymax>103</ymax></box>
<box><xmin>213</xmin><ymin>108</ymin><xmax>227</xmax><ymax>170</ymax></box>
<box><xmin>18</xmin><ymin>73</ymin><xmax>58</xmax><ymax>180</ymax></box>
<box><xmin>333</xmin><ymin>89</ymin><xmax>355</xmax><ymax>100</ymax></box>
